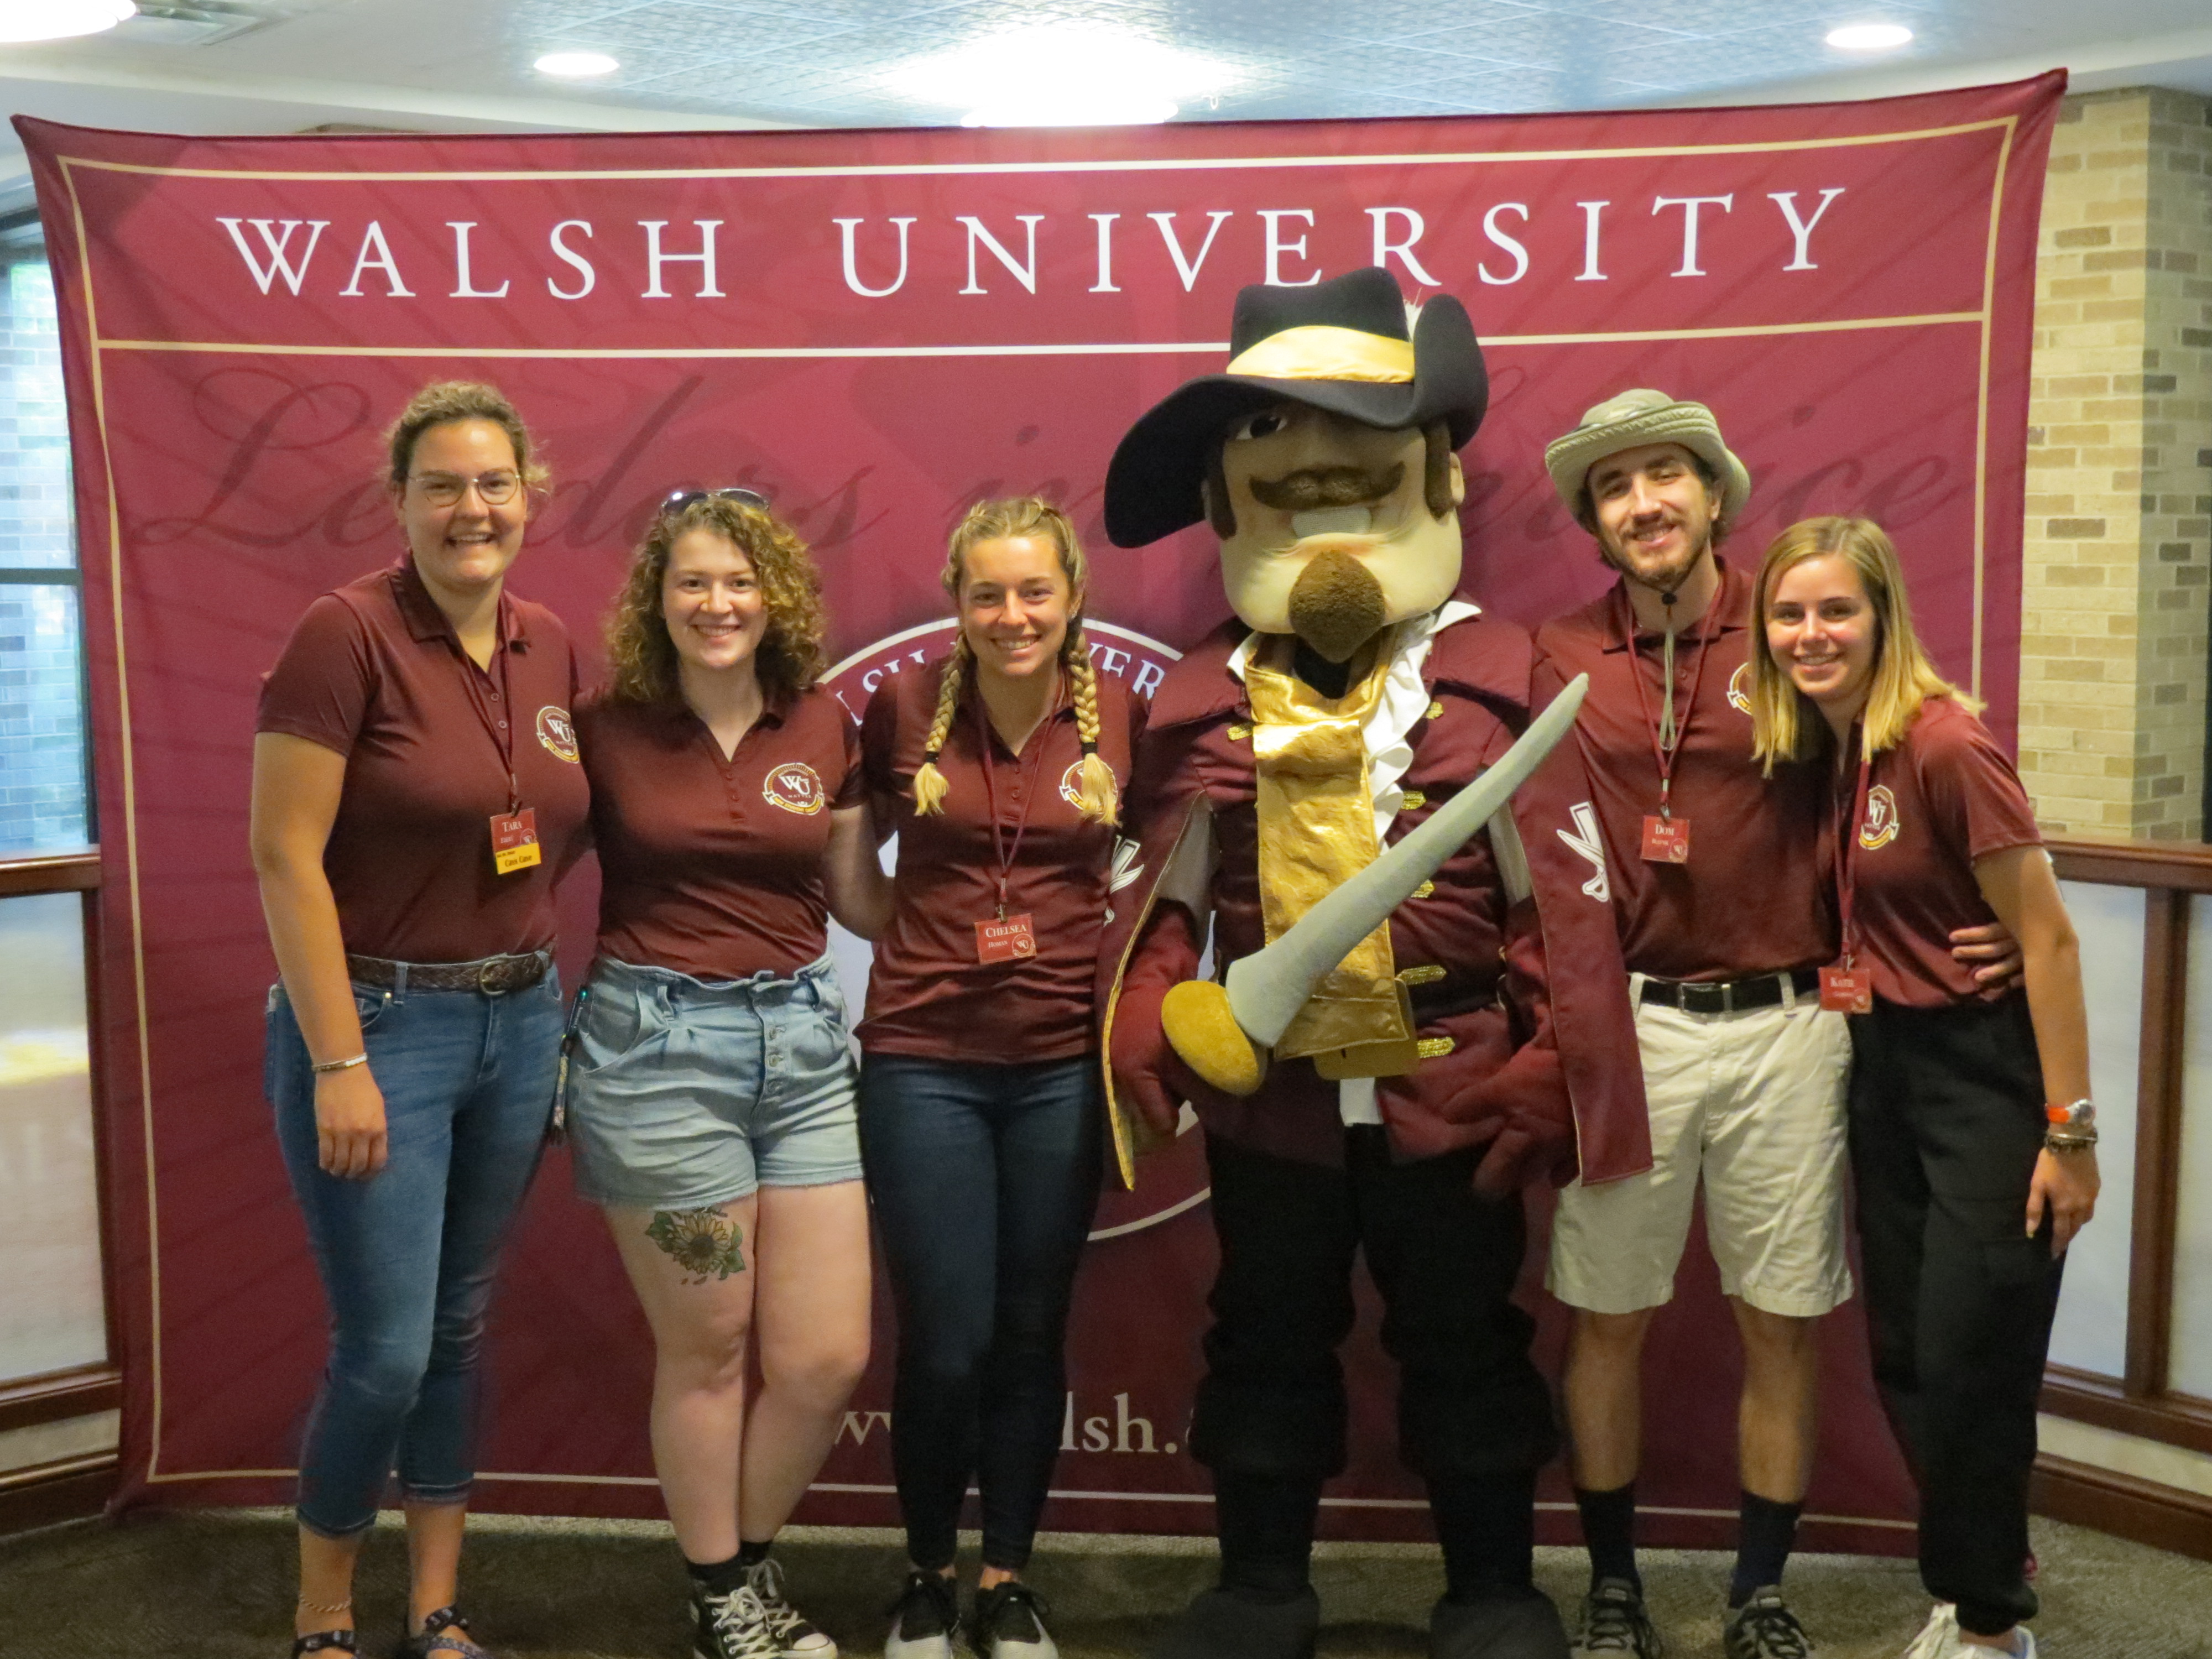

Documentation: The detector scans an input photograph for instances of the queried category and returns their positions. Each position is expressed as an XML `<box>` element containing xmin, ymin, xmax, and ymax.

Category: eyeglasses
<box><xmin>409</xmin><ymin>470</ymin><xmax>521</xmax><ymax>508</ymax></box>
<box><xmin>662</xmin><ymin>486</ymin><xmax>771</xmax><ymax>515</ymax></box>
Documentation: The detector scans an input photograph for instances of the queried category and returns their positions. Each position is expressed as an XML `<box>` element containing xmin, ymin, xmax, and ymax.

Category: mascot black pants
<box><xmin>1191</xmin><ymin>1126</ymin><xmax>1559</xmax><ymax>1482</ymax></box>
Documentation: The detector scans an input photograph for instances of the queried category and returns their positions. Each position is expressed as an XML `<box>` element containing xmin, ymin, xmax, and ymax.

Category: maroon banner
<box><xmin>20</xmin><ymin>72</ymin><xmax>2059</xmax><ymax>1550</ymax></box>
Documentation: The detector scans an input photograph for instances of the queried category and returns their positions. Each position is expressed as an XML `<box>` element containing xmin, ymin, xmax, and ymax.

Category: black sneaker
<box><xmin>692</xmin><ymin>1583</ymin><xmax>780</xmax><ymax>1659</ymax></box>
<box><xmin>883</xmin><ymin>1571</ymin><xmax>959</xmax><ymax>1659</ymax></box>
<box><xmin>971</xmin><ymin>1581</ymin><xmax>1058</xmax><ymax>1659</ymax></box>
<box><xmin>1573</xmin><ymin>1578</ymin><xmax>1662</xmax><ymax>1657</ymax></box>
<box><xmin>1723</xmin><ymin>1588</ymin><xmax>1813</xmax><ymax>1659</ymax></box>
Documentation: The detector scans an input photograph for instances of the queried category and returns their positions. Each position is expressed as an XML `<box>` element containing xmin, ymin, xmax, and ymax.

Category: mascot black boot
<box><xmin>1149</xmin><ymin>1471</ymin><xmax>1324</xmax><ymax>1659</ymax></box>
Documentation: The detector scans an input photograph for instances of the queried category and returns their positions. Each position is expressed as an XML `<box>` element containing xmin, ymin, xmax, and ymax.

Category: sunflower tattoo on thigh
<box><xmin>644</xmin><ymin>1207</ymin><xmax>744</xmax><ymax>1284</ymax></box>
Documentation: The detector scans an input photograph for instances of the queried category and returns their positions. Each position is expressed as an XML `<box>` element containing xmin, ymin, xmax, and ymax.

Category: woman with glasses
<box><xmin>858</xmin><ymin>498</ymin><xmax>1140</xmax><ymax>1659</ymax></box>
<box><xmin>565</xmin><ymin>489</ymin><xmax>890</xmax><ymax>1659</ymax></box>
<box><xmin>252</xmin><ymin>381</ymin><xmax>589</xmax><ymax>1659</ymax></box>
<box><xmin>1748</xmin><ymin>517</ymin><xmax>2097</xmax><ymax>1659</ymax></box>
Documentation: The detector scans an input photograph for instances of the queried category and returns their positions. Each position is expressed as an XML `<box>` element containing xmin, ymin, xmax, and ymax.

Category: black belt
<box><xmin>347</xmin><ymin>950</ymin><xmax>552</xmax><ymax>995</ymax></box>
<box><xmin>1638</xmin><ymin>968</ymin><xmax>1820</xmax><ymax>1016</ymax></box>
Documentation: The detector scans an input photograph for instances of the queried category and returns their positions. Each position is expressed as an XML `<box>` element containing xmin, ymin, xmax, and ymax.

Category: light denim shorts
<box><xmin>565</xmin><ymin>952</ymin><xmax>862</xmax><ymax>1209</ymax></box>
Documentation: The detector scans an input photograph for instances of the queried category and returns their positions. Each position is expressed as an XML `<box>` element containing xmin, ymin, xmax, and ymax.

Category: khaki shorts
<box><xmin>1548</xmin><ymin>975</ymin><xmax>1853</xmax><ymax>1318</ymax></box>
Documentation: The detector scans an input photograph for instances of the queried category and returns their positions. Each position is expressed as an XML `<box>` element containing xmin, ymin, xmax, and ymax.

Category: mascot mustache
<box><xmin>1250</xmin><ymin>462</ymin><xmax>1405</xmax><ymax>513</ymax></box>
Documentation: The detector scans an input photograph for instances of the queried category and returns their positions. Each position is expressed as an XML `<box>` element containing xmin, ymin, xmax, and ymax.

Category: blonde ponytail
<box><xmin>910</xmin><ymin>639</ymin><xmax>968</xmax><ymax>817</ymax></box>
<box><xmin>1062</xmin><ymin>628</ymin><xmax>1120</xmax><ymax>826</ymax></box>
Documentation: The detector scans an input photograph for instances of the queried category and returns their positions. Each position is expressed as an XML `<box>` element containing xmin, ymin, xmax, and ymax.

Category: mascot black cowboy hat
<box><xmin>1104</xmin><ymin>265</ymin><xmax>1489</xmax><ymax>549</ymax></box>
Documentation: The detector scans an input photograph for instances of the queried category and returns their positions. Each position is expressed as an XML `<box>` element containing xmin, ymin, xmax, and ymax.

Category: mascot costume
<box><xmin>1097</xmin><ymin>268</ymin><xmax>1652</xmax><ymax>1659</ymax></box>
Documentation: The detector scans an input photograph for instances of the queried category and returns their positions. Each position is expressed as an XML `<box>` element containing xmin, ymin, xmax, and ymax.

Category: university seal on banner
<box><xmin>764</xmin><ymin>763</ymin><xmax>827</xmax><ymax>815</ymax></box>
<box><xmin>1860</xmin><ymin>784</ymin><xmax>1901</xmax><ymax>849</ymax></box>
<box><xmin>822</xmin><ymin>618</ymin><xmax>1211</xmax><ymax>1241</ymax></box>
<box><xmin>535</xmin><ymin>705</ymin><xmax>580</xmax><ymax>763</ymax></box>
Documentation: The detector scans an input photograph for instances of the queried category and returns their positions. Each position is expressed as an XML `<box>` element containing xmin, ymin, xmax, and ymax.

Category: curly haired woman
<box><xmin>858</xmin><ymin>499</ymin><xmax>1142</xmax><ymax>1659</ymax></box>
<box><xmin>568</xmin><ymin>489</ymin><xmax>890</xmax><ymax>1659</ymax></box>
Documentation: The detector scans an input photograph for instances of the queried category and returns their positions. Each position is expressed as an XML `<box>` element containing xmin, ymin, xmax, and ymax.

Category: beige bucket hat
<box><xmin>1543</xmin><ymin>388</ymin><xmax>1751</xmax><ymax>521</ymax></box>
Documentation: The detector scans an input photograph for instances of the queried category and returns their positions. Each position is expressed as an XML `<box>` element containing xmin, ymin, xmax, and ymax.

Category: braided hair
<box><xmin>912</xmin><ymin>497</ymin><xmax>1119</xmax><ymax>826</ymax></box>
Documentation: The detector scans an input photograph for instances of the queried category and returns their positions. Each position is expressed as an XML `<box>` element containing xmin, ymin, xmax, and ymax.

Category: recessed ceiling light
<box><xmin>0</xmin><ymin>0</ymin><xmax>136</xmax><ymax>43</ymax></box>
<box><xmin>534</xmin><ymin>50</ymin><xmax>619</xmax><ymax>78</ymax></box>
<box><xmin>1825</xmin><ymin>22</ymin><xmax>1913</xmax><ymax>50</ymax></box>
<box><xmin>886</xmin><ymin>24</ymin><xmax>1229</xmax><ymax>128</ymax></box>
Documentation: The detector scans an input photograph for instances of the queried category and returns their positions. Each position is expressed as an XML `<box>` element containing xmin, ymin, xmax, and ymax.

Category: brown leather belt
<box><xmin>346</xmin><ymin>950</ymin><xmax>552</xmax><ymax>995</ymax></box>
<box><xmin>1639</xmin><ymin>968</ymin><xmax>1821</xmax><ymax>1016</ymax></box>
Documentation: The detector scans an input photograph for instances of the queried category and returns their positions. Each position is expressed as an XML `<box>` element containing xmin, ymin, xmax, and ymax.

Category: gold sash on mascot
<box><xmin>1243</xmin><ymin>632</ymin><xmax>1420</xmax><ymax>1079</ymax></box>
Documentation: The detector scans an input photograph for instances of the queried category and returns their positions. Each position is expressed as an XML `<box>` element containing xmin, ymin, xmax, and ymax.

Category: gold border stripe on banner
<box><xmin>90</xmin><ymin>314</ymin><xmax>1986</xmax><ymax>361</ymax></box>
<box><xmin>53</xmin><ymin>114</ymin><xmax>2013</xmax><ymax>184</ymax></box>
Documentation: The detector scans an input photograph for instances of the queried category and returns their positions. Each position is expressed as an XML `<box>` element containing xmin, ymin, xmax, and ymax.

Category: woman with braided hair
<box><xmin>857</xmin><ymin>498</ymin><xmax>1142</xmax><ymax>1659</ymax></box>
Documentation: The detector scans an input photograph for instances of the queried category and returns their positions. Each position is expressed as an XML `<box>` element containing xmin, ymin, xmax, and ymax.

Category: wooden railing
<box><xmin>0</xmin><ymin>848</ymin><xmax>116</xmax><ymax>1532</ymax></box>
<box><xmin>2034</xmin><ymin>838</ymin><xmax>2212</xmax><ymax>1558</ymax></box>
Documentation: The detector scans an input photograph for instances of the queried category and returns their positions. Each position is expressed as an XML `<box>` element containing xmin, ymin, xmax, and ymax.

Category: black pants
<box><xmin>1849</xmin><ymin>996</ymin><xmax>2064</xmax><ymax>1636</ymax></box>
<box><xmin>1192</xmin><ymin>1128</ymin><xmax>1558</xmax><ymax>1485</ymax></box>
<box><xmin>859</xmin><ymin>1053</ymin><xmax>1104</xmax><ymax>1571</ymax></box>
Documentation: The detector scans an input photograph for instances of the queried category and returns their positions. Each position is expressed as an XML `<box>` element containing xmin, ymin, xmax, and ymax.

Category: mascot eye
<box><xmin>1226</xmin><ymin>410</ymin><xmax>1289</xmax><ymax>444</ymax></box>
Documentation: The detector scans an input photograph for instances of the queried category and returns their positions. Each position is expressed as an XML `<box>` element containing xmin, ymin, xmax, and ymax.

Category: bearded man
<box><xmin>1533</xmin><ymin>391</ymin><xmax>2018</xmax><ymax>1659</ymax></box>
<box><xmin>1098</xmin><ymin>269</ymin><xmax>1648</xmax><ymax>1659</ymax></box>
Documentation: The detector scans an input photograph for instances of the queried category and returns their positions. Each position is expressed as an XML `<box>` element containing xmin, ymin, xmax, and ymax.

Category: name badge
<box><xmin>1640</xmin><ymin>814</ymin><xmax>1691</xmax><ymax>864</ymax></box>
<box><xmin>1819</xmin><ymin>963</ymin><xmax>1873</xmax><ymax>1014</ymax></box>
<box><xmin>976</xmin><ymin>914</ymin><xmax>1038</xmax><ymax>964</ymax></box>
<box><xmin>491</xmin><ymin>808</ymin><xmax>542</xmax><ymax>876</ymax></box>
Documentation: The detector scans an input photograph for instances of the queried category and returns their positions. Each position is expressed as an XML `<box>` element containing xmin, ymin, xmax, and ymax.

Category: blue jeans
<box><xmin>858</xmin><ymin>1053</ymin><xmax>1103</xmax><ymax>1571</ymax></box>
<box><xmin>266</xmin><ymin>968</ymin><xmax>562</xmax><ymax>1538</ymax></box>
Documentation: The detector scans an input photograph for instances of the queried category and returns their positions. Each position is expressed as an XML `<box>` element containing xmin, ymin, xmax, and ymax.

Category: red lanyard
<box><xmin>455</xmin><ymin>609</ymin><xmax>521</xmax><ymax>812</ymax></box>
<box><xmin>1615</xmin><ymin>587</ymin><xmax>1716</xmax><ymax>821</ymax></box>
<box><xmin>1833</xmin><ymin>745</ymin><xmax>1872</xmax><ymax>967</ymax></box>
<box><xmin>975</xmin><ymin>675</ymin><xmax>1059</xmax><ymax>920</ymax></box>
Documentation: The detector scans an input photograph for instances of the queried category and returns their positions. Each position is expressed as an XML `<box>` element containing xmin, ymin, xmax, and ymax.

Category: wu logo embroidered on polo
<box><xmin>1859</xmin><ymin>784</ymin><xmax>1902</xmax><ymax>849</ymax></box>
<box><xmin>535</xmin><ymin>704</ymin><xmax>580</xmax><ymax>762</ymax></box>
<box><xmin>763</xmin><ymin>761</ymin><xmax>826</xmax><ymax>816</ymax></box>
<box><xmin>1727</xmin><ymin>662</ymin><xmax>1752</xmax><ymax>715</ymax></box>
<box><xmin>1557</xmin><ymin>802</ymin><xmax>1611</xmax><ymax>902</ymax></box>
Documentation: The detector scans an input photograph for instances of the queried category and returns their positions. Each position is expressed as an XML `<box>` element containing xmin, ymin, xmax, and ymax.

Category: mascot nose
<box><xmin>1288</xmin><ymin>549</ymin><xmax>1386</xmax><ymax>665</ymax></box>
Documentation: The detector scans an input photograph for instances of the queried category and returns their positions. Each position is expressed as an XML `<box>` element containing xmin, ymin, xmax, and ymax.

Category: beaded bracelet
<box><xmin>310</xmin><ymin>1052</ymin><xmax>368</xmax><ymax>1075</ymax></box>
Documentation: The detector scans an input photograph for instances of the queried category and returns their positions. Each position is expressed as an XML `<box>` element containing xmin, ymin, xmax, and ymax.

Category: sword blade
<box><xmin>1221</xmin><ymin>672</ymin><xmax>1588</xmax><ymax>1048</ymax></box>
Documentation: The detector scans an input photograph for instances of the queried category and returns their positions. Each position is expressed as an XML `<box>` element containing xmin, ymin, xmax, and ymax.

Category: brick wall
<box><xmin>2019</xmin><ymin>89</ymin><xmax>2212</xmax><ymax>839</ymax></box>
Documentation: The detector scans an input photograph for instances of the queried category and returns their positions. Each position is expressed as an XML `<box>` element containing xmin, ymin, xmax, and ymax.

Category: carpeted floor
<box><xmin>1</xmin><ymin>1509</ymin><xmax>2204</xmax><ymax>1658</ymax></box>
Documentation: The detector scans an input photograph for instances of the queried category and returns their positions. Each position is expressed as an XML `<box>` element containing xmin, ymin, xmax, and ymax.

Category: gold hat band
<box><xmin>1225</xmin><ymin>325</ymin><xmax>1416</xmax><ymax>385</ymax></box>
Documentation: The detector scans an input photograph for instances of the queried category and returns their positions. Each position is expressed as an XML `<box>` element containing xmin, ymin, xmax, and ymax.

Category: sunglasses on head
<box><xmin>661</xmin><ymin>486</ymin><xmax>770</xmax><ymax>515</ymax></box>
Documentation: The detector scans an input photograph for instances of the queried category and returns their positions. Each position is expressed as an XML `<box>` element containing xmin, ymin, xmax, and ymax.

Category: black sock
<box><xmin>1427</xmin><ymin>1469</ymin><xmax>1537</xmax><ymax>1602</ymax></box>
<box><xmin>1214</xmin><ymin>1470</ymin><xmax>1323</xmax><ymax>1603</ymax></box>
<box><xmin>736</xmin><ymin>1539</ymin><xmax>771</xmax><ymax>1568</ymax></box>
<box><xmin>686</xmin><ymin>1550</ymin><xmax>748</xmax><ymax>1596</ymax></box>
<box><xmin>1729</xmin><ymin>1491</ymin><xmax>1802</xmax><ymax>1606</ymax></box>
<box><xmin>1574</xmin><ymin>1482</ymin><xmax>1640</xmax><ymax>1594</ymax></box>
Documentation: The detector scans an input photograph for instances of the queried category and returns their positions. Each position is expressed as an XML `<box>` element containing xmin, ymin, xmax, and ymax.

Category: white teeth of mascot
<box><xmin>1289</xmin><ymin>506</ymin><xmax>1373</xmax><ymax>538</ymax></box>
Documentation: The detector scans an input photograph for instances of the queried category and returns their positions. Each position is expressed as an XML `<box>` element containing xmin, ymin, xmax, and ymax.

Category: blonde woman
<box><xmin>1750</xmin><ymin>517</ymin><xmax>2096</xmax><ymax>1659</ymax></box>
<box><xmin>567</xmin><ymin>489</ymin><xmax>889</xmax><ymax>1659</ymax></box>
<box><xmin>858</xmin><ymin>499</ymin><xmax>1140</xmax><ymax>1659</ymax></box>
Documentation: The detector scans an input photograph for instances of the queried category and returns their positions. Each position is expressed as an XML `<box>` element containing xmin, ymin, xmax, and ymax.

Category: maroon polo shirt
<box><xmin>257</xmin><ymin>558</ymin><xmax>589</xmax><ymax>964</ymax></box>
<box><xmin>579</xmin><ymin>685</ymin><xmax>864</xmax><ymax>981</ymax></box>
<box><xmin>1535</xmin><ymin>556</ymin><xmax>1833</xmax><ymax>981</ymax></box>
<box><xmin>1844</xmin><ymin>696</ymin><xmax>2043</xmax><ymax>1009</ymax></box>
<box><xmin>860</xmin><ymin>659</ymin><xmax>1140</xmax><ymax>1062</ymax></box>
